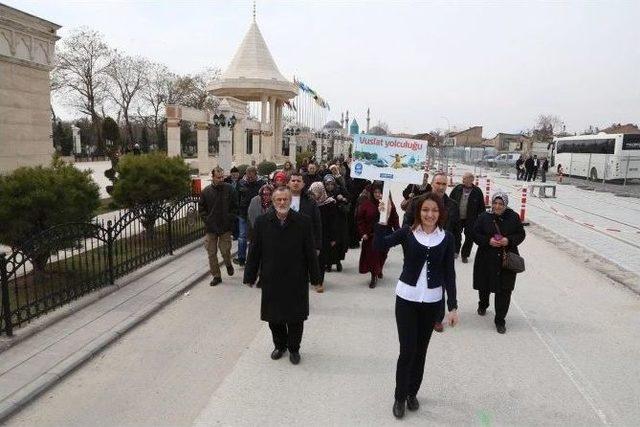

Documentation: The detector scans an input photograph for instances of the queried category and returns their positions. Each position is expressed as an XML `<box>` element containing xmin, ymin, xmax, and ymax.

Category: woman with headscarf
<box><xmin>356</xmin><ymin>182</ymin><xmax>400</xmax><ymax>288</ymax></box>
<box><xmin>247</xmin><ymin>184</ymin><xmax>275</xmax><ymax>241</ymax></box>
<box><xmin>272</xmin><ymin>171</ymin><xmax>288</xmax><ymax>187</ymax></box>
<box><xmin>308</xmin><ymin>182</ymin><xmax>338</xmax><ymax>293</ymax></box>
<box><xmin>472</xmin><ymin>191</ymin><xmax>526</xmax><ymax>334</ymax></box>
<box><xmin>323</xmin><ymin>175</ymin><xmax>350</xmax><ymax>272</ymax></box>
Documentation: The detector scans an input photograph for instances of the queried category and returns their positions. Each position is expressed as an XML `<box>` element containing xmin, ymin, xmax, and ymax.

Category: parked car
<box><xmin>371</xmin><ymin>158</ymin><xmax>389</xmax><ymax>168</ymax></box>
<box><xmin>487</xmin><ymin>152</ymin><xmax>520</xmax><ymax>168</ymax></box>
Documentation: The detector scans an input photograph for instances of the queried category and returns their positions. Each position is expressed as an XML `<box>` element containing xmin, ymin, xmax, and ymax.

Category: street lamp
<box><xmin>213</xmin><ymin>113</ymin><xmax>237</xmax><ymax>129</ymax></box>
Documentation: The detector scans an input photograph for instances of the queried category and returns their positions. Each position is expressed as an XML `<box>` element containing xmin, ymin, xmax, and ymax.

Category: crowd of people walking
<box><xmin>198</xmin><ymin>160</ymin><xmax>526</xmax><ymax>419</ymax></box>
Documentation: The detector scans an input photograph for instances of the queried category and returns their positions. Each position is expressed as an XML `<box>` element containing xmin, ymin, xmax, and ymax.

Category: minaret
<box><xmin>366</xmin><ymin>108</ymin><xmax>370</xmax><ymax>133</ymax></box>
<box><xmin>345</xmin><ymin>110</ymin><xmax>349</xmax><ymax>132</ymax></box>
<box><xmin>340</xmin><ymin>112</ymin><xmax>344</xmax><ymax>128</ymax></box>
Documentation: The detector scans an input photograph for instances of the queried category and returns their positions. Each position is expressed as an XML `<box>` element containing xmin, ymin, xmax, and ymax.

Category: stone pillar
<box><xmin>167</xmin><ymin>118</ymin><xmax>181</xmax><ymax>157</ymax></box>
<box><xmin>196</xmin><ymin>122</ymin><xmax>209</xmax><ymax>174</ymax></box>
<box><xmin>72</xmin><ymin>126</ymin><xmax>81</xmax><ymax>155</ymax></box>
<box><xmin>289</xmin><ymin>135</ymin><xmax>297</xmax><ymax>165</ymax></box>
<box><xmin>218</xmin><ymin>125</ymin><xmax>232</xmax><ymax>172</ymax></box>
<box><xmin>316</xmin><ymin>136</ymin><xmax>322</xmax><ymax>162</ymax></box>
<box><xmin>261</xmin><ymin>96</ymin><xmax>268</xmax><ymax>124</ymax></box>
<box><xmin>275</xmin><ymin>100</ymin><xmax>283</xmax><ymax>158</ymax></box>
<box><xmin>269</xmin><ymin>97</ymin><xmax>276</xmax><ymax>159</ymax></box>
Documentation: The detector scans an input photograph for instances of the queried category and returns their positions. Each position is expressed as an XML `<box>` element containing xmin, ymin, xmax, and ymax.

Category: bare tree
<box><xmin>533</xmin><ymin>114</ymin><xmax>565</xmax><ymax>142</ymax></box>
<box><xmin>177</xmin><ymin>68</ymin><xmax>221</xmax><ymax>111</ymax></box>
<box><xmin>107</xmin><ymin>52</ymin><xmax>148</xmax><ymax>144</ymax></box>
<box><xmin>55</xmin><ymin>27</ymin><xmax>112</xmax><ymax>147</ymax></box>
<box><xmin>141</xmin><ymin>63</ymin><xmax>182</xmax><ymax>141</ymax></box>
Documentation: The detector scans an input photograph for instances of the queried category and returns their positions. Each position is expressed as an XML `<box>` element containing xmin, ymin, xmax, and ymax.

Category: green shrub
<box><xmin>112</xmin><ymin>153</ymin><xmax>190</xmax><ymax>230</ymax></box>
<box><xmin>0</xmin><ymin>158</ymin><xmax>100</xmax><ymax>269</ymax></box>
<box><xmin>257</xmin><ymin>160</ymin><xmax>277</xmax><ymax>176</ymax></box>
<box><xmin>296</xmin><ymin>149</ymin><xmax>314</xmax><ymax>170</ymax></box>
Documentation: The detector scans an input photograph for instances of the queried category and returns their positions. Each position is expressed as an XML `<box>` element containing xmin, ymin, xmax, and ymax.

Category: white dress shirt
<box><xmin>291</xmin><ymin>195</ymin><xmax>301</xmax><ymax>212</ymax></box>
<box><xmin>395</xmin><ymin>227</ymin><xmax>445</xmax><ymax>303</ymax></box>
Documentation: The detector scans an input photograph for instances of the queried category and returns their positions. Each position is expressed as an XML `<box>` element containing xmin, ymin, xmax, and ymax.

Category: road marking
<box><xmin>513</xmin><ymin>299</ymin><xmax>613</xmax><ymax>425</ymax></box>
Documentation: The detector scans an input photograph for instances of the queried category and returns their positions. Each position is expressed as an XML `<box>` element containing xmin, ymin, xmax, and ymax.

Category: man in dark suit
<box><xmin>449</xmin><ymin>172</ymin><xmax>486</xmax><ymax>263</ymax></box>
<box><xmin>244</xmin><ymin>187</ymin><xmax>321</xmax><ymax>365</ymax></box>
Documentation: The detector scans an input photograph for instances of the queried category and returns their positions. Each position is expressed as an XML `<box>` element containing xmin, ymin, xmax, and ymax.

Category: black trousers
<box><xmin>269</xmin><ymin>321</ymin><xmax>304</xmax><ymax>352</ymax></box>
<box><xmin>479</xmin><ymin>290</ymin><xmax>512</xmax><ymax>327</ymax></box>
<box><xmin>394</xmin><ymin>296</ymin><xmax>440</xmax><ymax>401</ymax></box>
<box><xmin>456</xmin><ymin>219</ymin><xmax>475</xmax><ymax>258</ymax></box>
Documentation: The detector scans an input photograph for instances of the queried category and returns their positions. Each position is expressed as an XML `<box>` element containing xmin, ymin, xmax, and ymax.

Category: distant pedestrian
<box><xmin>449</xmin><ymin>172</ymin><xmax>486</xmax><ymax>263</ymax></box>
<box><xmin>198</xmin><ymin>167</ymin><xmax>238</xmax><ymax>286</ymax></box>
<box><xmin>243</xmin><ymin>186</ymin><xmax>321</xmax><ymax>365</ymax></box>
<box><xmin>224</xmin><ymin>166</ymin><xmax>242</xmax><ymax>240</ymax></box>
<box><xmin>515</xmin><ymin>155</ymin><xmax>525</xmax><ymax>180</ymax></box>
<box><xmin>556</xmin><ymin>164</ymin><xmax>564</xmax><ymax>183</ymax></box>
<box><xmin>272</xmin><ymin>171</ymin><xmax>287</xmax><ymax>187</ymax></box>
<box><xmin>357</xmin><ymin>183</ymin><xmax>399</xmax><ymax>288</ymax></box>
<box><xmin>235</xmin><ymin>166</ymin><xmax>266</xmax><ymax>266</ymax></box>
<box><xmin>347</xmin><ymin>177</ymin><xmax>370</xmax><ymax>248</ymax></box>
<box><xmin>303</xmin><ymin>162</ymin><xmax>322</xmax><ymax>189</ymax></box>
<box><xmin>540</xmin><ymin>157</ymin><xmax>549</xmax><ymax>182</ymax></box>
<box><xmin>473</xmin><ymin>192</ymin><xmax>526</xmax><ymax>334</ymax></box>
<box><xmin>532</xmin><ymin>155</ymin><xmax>540</xmax><ymax>181</ymax></box>
<box><xmin>524</xmin><ymin>155</ymin><xmax>534</xmax><ymax>182</ymax></box>
<box><xmin>374</xmin><ymin>192</ymin><xmax>458</xmax><ymax>419</ymax></box>
<box><xmin>400</xmin><ymin>173</ymin><xmax>431</xmax><ymax>221</ymax></box>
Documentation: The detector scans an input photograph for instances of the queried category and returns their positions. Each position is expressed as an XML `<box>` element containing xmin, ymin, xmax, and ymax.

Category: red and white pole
<box><xmin>448</xmin><ymin>167</ymin><xmax>454</xmax><ymax>186</ymax></box>
<box><xmin>484</xmin><ymin>178</ymin><xmax>491</xmax><ymax>205</ymax></box>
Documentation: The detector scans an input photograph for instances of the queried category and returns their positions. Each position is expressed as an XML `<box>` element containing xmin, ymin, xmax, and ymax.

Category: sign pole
<box><xmin>379</xmin><ymin>184</ymin><xmax>391</xmax><ymax>225</ymax></box>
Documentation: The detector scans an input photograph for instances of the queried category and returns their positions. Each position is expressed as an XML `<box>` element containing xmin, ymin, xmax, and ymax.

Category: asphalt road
<box><xmin>5</xmin><ymin>212</ymin><xmax>640</xmax><ymax>426</ymax></box>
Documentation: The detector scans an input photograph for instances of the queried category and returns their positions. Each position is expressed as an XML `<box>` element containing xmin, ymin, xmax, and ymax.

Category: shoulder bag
<box><xmin>493</xmin><ymin>220</ymin><xmax>525</xmax><ymax>273</ymax></box>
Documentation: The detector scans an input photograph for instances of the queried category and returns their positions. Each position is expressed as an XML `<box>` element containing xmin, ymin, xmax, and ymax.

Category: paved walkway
<box><xmin>0</xmin><ymin>239</ymin><xmax>225</xmax><ymax>421</ymax></box>
<box><xmin>5</xmin><ymin>229</ymin><xmax>640</xmax><ymax>426</ymax></box>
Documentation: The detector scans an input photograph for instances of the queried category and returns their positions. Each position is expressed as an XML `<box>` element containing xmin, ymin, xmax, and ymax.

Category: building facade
<box><xmin>0</xmin><ymin>4</ymin><xmax>60</xmax><ymax>173</ymax></box>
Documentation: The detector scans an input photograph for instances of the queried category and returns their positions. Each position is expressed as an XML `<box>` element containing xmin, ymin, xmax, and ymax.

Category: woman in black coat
<box><xmin>308</xmin><ymin>182</ymin><xmax>338</xmax><ymax>293</ymax></box>
<box><xmin>472</xmin><ymin>191</ymin><xmax>526</xmax><ymax>334</ymax></box>
<box><xmin>323</xmin><ymin>174</ymin><xmax>350</xmax><ymax>271</ymax></box>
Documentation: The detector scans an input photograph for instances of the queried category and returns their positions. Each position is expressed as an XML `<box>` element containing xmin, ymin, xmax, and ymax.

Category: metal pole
<box><xmin>1</xmin><ymin>252</ymin><xmax>13</xmax><ymax>336</ymax></box>
<box><xmin>107</xmin><ymin>221</ymin><xmax>115</xmax><ymax>285</ymax></box>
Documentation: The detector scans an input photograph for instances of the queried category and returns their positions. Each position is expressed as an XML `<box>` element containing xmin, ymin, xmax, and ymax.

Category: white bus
<box><xmin>553</xmin><ymin>134</ymin><xmax>640</xmax><ymax>181</ymax></box>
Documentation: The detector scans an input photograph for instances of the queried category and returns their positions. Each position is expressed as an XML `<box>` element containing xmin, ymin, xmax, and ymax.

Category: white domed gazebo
<box><xmin>208</xmin><ymin>12</ymin><xmax>298</xmax><ymax>166</ymax></box>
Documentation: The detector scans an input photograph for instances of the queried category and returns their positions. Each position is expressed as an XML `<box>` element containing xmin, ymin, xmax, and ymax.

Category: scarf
<box><xmin>259</xmin><ymin>184</ymin><xmax>274</xmax><ymax>209</ymax></box>
<box><xmin>309</xmin><ymin>182</ymin><xmax>335</xmax><ymax>206</ymax></box>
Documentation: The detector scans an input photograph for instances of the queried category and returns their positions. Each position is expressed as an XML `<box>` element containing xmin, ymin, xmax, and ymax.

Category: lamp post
<box><xmin>212</xmin><ymin>112</ymin><xmax>237</xmax><ymax>171</ymax></box>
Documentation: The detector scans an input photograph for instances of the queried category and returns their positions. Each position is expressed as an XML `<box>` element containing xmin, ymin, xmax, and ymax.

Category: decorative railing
<box><xmin>0</xmin><ymin>196</ymin><xmax>204</xmax><ymax>336</ymax></box>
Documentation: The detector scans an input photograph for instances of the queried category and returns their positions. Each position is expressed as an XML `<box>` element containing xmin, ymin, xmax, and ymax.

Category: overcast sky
<box><xmin>8</xmin><ymin>0</ymin><xmax>640</xmax><ymax>137</ymax></box>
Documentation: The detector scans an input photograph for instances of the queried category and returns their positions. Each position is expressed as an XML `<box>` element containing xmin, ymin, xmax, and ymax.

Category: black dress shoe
<box><xmin>270</xmin><ymin>348</ymin><xmax>286</xmax><ymax>360</ymax></box>
<box><xmin>369</xmin><ymin>276</ymin><xmax>377</xmax><ymax>289</ymax></box>
<box><xmin>325</xmin><ymin>265</ymin><xmax>332</xmax><ymax>272</ymax></box>
<box><xmin>407</xmin><ymin>395</ymin><xmax>419</xmax><ymax>411</ymax></box>
<box><xmin>392</xmin><ymin>400</ymin><xmax>405</xmax><ymax>419</ymax></box>
<box><xmin>378</xmin><ymin>272</ymin><xmax>383</xmax><ymax>279</ymax></box>
<box><xmin>210</xmin><ymin>277</ymin><xmax>222</xmax><ymax>286</ymax></box>
<box><xmin>226</xmin><ymin>264</ymin><xmax>234</xmax><ymax>276</ymax></box>
<box><xmin>232</xmin><ymin>258</ymin><xmax>245</xmax><ymax>266</ymax></box>
<box><xmin>462</xmin><ymin>257</ymin><xmax>469</xmax><ymax>263</ymax></box>
<box><xmin>496</xmin><ymin>324</ymin><xmax>507</xmax><ymax>334</ymax></box>
<box><xmin>336</xmin><ymin>262</ymin><xmax>343</xmax><ymax>272</ymax></box>
<box><xmin>477</xmin><ymin>307</ymin><xmax>486</xmax><ymax>316</ymax></box>
<box><xmin>289</xmin><ymin>351</ymin><xmax>300</xmax><ymax>365</ymax></box>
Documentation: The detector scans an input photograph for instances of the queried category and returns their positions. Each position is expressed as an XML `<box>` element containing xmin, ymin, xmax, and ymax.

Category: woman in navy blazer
<box><xmin>375</xmin><ymin>192</ymin><xmax>459</xmax><ymax>419</ymax></box>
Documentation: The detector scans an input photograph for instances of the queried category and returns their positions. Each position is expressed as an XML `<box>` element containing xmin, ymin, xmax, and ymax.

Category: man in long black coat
<box><xmin>243</xmin><ymin>186</ymin><xmax>321</xmax><ymax>365</ymax></box>
<box><xmin>449</xmin><ymin>172</ymin><xmax>486</xmax><ymax>263</ymax></box>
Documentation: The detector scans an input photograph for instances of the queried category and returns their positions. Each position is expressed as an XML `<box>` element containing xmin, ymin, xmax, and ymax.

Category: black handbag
<box><xmin>493</xmin><ymin>220</ymin><xmax>525</xmax><ymax>273</ymax></box>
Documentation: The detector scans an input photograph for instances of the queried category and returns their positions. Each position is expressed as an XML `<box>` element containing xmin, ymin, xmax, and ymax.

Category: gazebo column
<box><xmin>269</xmin><ymin>96</ymin><xmax>276</xmax><ymax>157</ymax></box>
<box><xmin>289</xmin><ymin>135</ymin><xmax>297</xmax><ymax>165</ymax></box>
<box><xmin>167</xmin><ymin>118</ymin><xmax>181</xmax><ymax>157</ymax></box>
<box><xmin>196</xmin><ymin>122</ymin><xmax>209</xmax><ymax>174</ymax></box>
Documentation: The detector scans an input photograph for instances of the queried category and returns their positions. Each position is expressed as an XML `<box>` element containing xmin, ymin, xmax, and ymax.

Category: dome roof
<box><xmin>368</xmin><ymin>126</ymin><xmax>388</xmax><ymax>136</ymax></box>
<box><xmin>208</xmin><ymin>20</ymin><xmax>298</xmax><ymax>100</ymax></box>
<box><xmin>324</xmin><ymin>120</ymin><xmax>343</xmax><ymax>130</ymax></box>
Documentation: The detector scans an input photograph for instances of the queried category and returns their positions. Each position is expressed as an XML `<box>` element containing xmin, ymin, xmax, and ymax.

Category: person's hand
<box><xmin>500</xmin><ymin>237</ymin><xmax>509</xmax><ymax>247</ymax></box>
<box><xmin>362</xmin><ymin>234</ymin><xmax>369</xmax><ymax>241</ymax></box>
<box><xmin>316</xmin><ymin>249</ymin><xmax>321</xmax><ymax>256</ymax></box>
<box><xmin>448</xmin><ymin>309</ymin><xmax>459</xmax><ymax>327</ymax></box>
<box><xmin>337</xmin><ymin>195</ymin><xmax>345</xmax><ymax>201</ymax></box>
<box><xmin>378</xmin><ymin>200</ymin><xmax>386</xmax><ymax>213</ymax></box>
<box><xmin>245</xmin><ymin>282</ymin><xmax>254</xmax><ymax>288</ymax></box>
<box><xmin>330</xmin><ymin>241</ymin><xmax>336</xmax><ymax>247</ymax></box>
<box><xmin>489</xmin><ymin>238</ymin><xmax>501</xmax><ymax>247</ymax></box>
<box><xmin>408</xmin><ymin>193</ymin><xmax>414</xmax><ymax>198</ymax></box>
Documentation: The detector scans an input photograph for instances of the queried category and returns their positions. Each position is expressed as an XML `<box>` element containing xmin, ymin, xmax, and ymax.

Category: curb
<box><xmin>0</xmin><ymin>267</ymin><xmax>210</xmax><ymax>422</ymax></box>
<box><xmin>0</xmin><ymin>239</ymin><xmax>204</xmax><ymax>354</ymax></box>
<box><xmin>0</xmin><ymin>246</ymin><xmax>238</xmax><ymax>422</ymax></box>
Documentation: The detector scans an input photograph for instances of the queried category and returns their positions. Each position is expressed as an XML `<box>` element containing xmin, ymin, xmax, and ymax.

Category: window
<box><xmin>622</xmin><ymin>134</ymin><xmax>640</xmax><ymax>150</ymax></box>
<box><xmin>556</xmin><ymin>139</ymin><xmax>614</xmax><ymax>154</ymax></box>
<box><xmin>246</xmin><ymin>131</ymin><xmax>253</xmax><ymax>155</ymax></box>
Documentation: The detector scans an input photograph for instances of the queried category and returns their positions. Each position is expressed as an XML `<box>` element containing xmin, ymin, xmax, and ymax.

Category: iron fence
<box><xmin>0</xmin><ymin>196</ymin><xmax>204</xmax><ymax>336</ymax></box>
